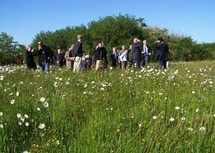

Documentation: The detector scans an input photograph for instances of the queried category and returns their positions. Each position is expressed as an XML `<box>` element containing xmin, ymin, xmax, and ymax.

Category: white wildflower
<box><xmin>181</xmin><ymin>117</ymin><xmax>186</xmax><ymax>121</ymax></box>
<box><xmin>24</xmin><ymin>114</ymin><xmax>29</xmax><ymax>119</ymax></box>
<box><xmin>208</xmin><ymin>81</ymin><xmax>213</xmax><ymax>84</ymax></box>
<box><xmin>169</xmin><ymin>117</ymin><xmax>175</xmax><ymax>122</ymax></box>
<box><xmin>16</xmin><ymin>92</ymin><xmax>19</xmax><ymax>96</ymax></box>
<box><xmin>187</xmin><ymin>127</ymin><xmax>193</xmax><ymax>131</ymax></box>
<box><xmin>0</xmin><ymin>124</ymin><xmax>3</xmax><ymax>128</ymax></box>
<box><xmin>17</xmin><ymin>113</ymin><xmax>21</xmax><ymax>118</ymax></box>
<box><xmin>152</xmin><ymin>116</ymin><xmax>157</xmax><ymax>120</ymax></box>
<box><xmin>196</xmin><ymin>108</ymin><xmax>199</xmax><ymax>113</ymax></box>
<box><xmin>40</xmin><ymin>97</ymin><xmax>45</xmax><ymax>102</ymax></box>
<box><xmin>38</xmin><ymin>123</ymin><xmax>45</xmax><ymax>129</ymax></box>
<box><xmin>43</xmin><ymin>102</ymin><xmax>49</xmax><ymax>108</ymax></box>
<box><xmin>199</xmin><ymin>127</ymin><xmax>206</xmax><ymax>131</ymax></box>
<box><xmin>0</xmin><ymin>112</ymin><xmax>3</xmax><ymax>116</ymax></box>
<box><xmin>10</xmin><ymin>99</ymin><xmax>15</xmax><ymax>105</ymax></box>
<box><xmin>0</xmin><ymin>75</ymin><xmax>4</xmax><ymax>81</ymax></box>
<box><xmin>175</xmin><ymin>106</ymin><xmax>180</xmax><ymax>110</ymax></box>
<box><xmin>25</xmin><ymin>122</ymin><xmax>29</xmax><ymax>127</ymax></box>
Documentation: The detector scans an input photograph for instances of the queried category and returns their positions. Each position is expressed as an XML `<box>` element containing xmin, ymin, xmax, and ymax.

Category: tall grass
<box><xmin>0</xmin><ymin>61</ymin><xmax>214</xmax><ymax>153</ymax></box>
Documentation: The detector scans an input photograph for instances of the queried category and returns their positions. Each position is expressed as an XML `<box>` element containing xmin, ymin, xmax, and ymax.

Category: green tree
<box><xmin>87</xmin><ymin>14</ymin><xmax>146</xmax><ymax>51</ymax></box>
<box><xmin>0</xmin><ymin>32</ymin><xmax>19</xmax><ymax>65</ymax></box>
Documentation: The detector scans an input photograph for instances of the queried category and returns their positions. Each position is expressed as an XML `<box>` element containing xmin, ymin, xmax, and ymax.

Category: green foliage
<box><xmin>0</xmin><ymin>61</ymin><xmax>215</xmax><ymax>152</ymax></box>
<box><xmin>0</xmin><ymin>52</ymin><xmax>17</xmax><ymax>65</ymax></box>
<box><xmin>30</xmin><ymin>14</ymin><xmax>215</xmax><ymax>61</ymax></box>
<box><xmin>0</xmin><ymin>32</ymin><xmax>21</xmax><ymax>65</ymax></box>
<box><xmin>2</xmin><ymin>15</ymin><xmax>215</xmax><ymax>65</ymax></box>
<box><xmin>0</xmin><ymin>32</ymin><xmax>17</xmax><ymax>53</ymax></box>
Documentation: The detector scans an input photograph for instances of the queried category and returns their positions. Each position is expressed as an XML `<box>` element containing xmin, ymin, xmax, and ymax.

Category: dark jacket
<box><xmin>26</xmin><ymin>50</ymin><xmax>36</xmax><ymax>69</ymax></box>
<box><xmin>154</xmin><ymin>42</ymin><xmax>169</xmax><ymax>62</ymax></box>
<box><xmin>110</xmin><ymin>52</ymin><xmax>118</xmax><ymax>67</ymax></box>
<box><xmin>35</xmin><ymin>45</ymin><xmax>53</xmax><ymax>65</ymax></box>
<box><xmin>132</xmin><ymin>42</ymin><xmax>142</xmax><ymax>61</ymax></box>
<box><xmin>73</xmin><ymin>41</ymin><xmax>83</xmax><ymax>57</ymax></box>
<box><xmin>26</xmin><ymin>50</ymin><xmax>35</xmax><ymax>63</ymax></box>
<box><xmin>55</xmin><ymin>52</ymin><xmax>65</xmax><ymax>67</ymax></box>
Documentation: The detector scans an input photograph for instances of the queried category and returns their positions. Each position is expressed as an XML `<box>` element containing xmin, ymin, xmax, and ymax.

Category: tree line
<box><xmin>0</xmin><ymin>14</ymin><xmax>214</xmax><ymax>65</ymax></box>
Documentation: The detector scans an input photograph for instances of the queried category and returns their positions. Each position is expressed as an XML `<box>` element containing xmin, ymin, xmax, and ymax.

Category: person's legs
<box><xmin>73</xmin><ymin>57</ymin><xmax>82</xmax><ymax>72</ymax></box>
<box><xmin>45</xmin><ymin>63</ymin><xmax>49</xmax><ymax>72</ymax></box>
<box><xmin>144</xmin><ymin>55</ymin><xmax>149</xmax><ymax>67</ymax></box>
<box><xmin>40</xmin><ymin>62</ymin><xmax>45</xmax><ymax>71</ymax></box>
<box><xmin>133</xmin><ymin>60</ymin><xmax>140</xmax><ymax>69</ymax></box>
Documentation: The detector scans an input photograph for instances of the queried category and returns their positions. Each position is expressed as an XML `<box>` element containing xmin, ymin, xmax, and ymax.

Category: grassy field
<box><xmin>0</xmin><ymin>61</ymin><xmax>214</xmax><ymax>153</ymax></box>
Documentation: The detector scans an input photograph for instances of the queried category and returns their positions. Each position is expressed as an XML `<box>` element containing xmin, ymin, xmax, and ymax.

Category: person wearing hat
<box><xmin>154</xmin><ymin>37</ymin><xmax>169</xmax><ymax>69</ymax></box>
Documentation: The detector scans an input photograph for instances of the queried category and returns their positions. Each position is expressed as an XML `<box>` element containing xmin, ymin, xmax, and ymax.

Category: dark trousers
<box><xmin>133</xmin><ymin>60</ymin><xmax>141</xmax><ymax>69</ymax></box>
<box><xmin>159</xmin><ymin>61</ymin><xmax>167</xmax><ymax>69</ymax></box>
<box><xmin>141</xmin><ymin>55</ymin><xmax>149</xmax><ymax>67</ymax></box>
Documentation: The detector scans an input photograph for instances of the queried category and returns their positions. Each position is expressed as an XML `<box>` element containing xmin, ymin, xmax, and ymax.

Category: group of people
<box><xmin>25</xmin><ymin>34</ymin><xmax>169</xmax><ymax>72</ymax></box>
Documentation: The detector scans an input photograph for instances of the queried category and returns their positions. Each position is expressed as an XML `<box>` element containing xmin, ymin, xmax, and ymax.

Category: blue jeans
<box><xmin>40</xmin><ymin>62</ymin><xmax>49</xmax><ymax>72</ymax></box>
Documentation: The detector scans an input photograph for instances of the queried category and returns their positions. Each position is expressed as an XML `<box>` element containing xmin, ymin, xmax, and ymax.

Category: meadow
<box><xmin>0</xmin><ymin>61</ymin><xmax>214</xmax><ymax>153</ymax></box>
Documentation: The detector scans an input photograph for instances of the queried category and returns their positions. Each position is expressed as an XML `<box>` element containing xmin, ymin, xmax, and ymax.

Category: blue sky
<box><xmin>0</xmin><ymin>0</ymin><xmax>214</xmax><ymax>46</ymax></box>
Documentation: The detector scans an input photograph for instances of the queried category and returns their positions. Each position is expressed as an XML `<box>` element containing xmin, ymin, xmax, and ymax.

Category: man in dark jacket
<box><xmin>36</xmin><ymin>41</ymin><xmax>53</xmax><ymax>72</ymax></box>
<box><xmin>132</xmin><ymin>38</ymin><xmax>142</xmax><ymax>69</ymax></box>
<box><xmin>154</xmin><ymin>37</ymin><xmax>169</xmax><ymax>69</ymax></box>
<box><xmin>73</xmin><ymin>34</ymin><xmax>83</xmax><ymax>72</ymax></box>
